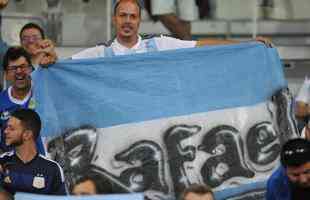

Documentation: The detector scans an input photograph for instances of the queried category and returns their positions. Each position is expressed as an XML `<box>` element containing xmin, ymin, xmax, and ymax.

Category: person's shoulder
<box><xmin>0</xmin><ymin>88</ymin><xmax>8</xmax><ymax>98</ymax></box>
<box><xmin>71</xmin><ymin>45</ymin><xmax>106</xmax><ymax>59</ymax></box>
<box><xmin>37</xmin><ymin>155</ymin><xmax>62</xmax><ymax>171</ymax></box>
<box><xmin>152</xmin><ymin>35</ymin><xmax>177</xmax><ymax>41</ymax></box>
<box><xmin>0</xmin><ymin>89</ymin><xmax>10</xmax><ymax>107</ymax></box>
<box><xmin>0</xmin><ymin>151</ymin><xmax>15</xmax><ymax>161</ymax></box>
<box><xmin>268</xmin><ymin>166</ymin><xmax>286</xmax><ymax>185</ymax></box>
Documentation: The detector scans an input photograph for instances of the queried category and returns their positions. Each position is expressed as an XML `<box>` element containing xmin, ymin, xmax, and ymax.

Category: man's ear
<box><xmin>23</xmin><ymin>130</ymin><xmax>34</xmax><ymax>141</ymax></box>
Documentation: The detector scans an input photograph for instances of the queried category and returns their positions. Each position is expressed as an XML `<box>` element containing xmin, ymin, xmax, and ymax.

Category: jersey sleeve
<box><xmin>50</xmin><ymin>163</ymin><xmax>67</xmax><ymax>195</ymax></box>
<box><xmin>154</xmin><ymin>36</ymin><xmax>197</xmax><ymax>51</ymax></box>
<box><xmin>71</xmin><ymin>46</ymin><xmax>105</xmax><ymax>59</ymax></box>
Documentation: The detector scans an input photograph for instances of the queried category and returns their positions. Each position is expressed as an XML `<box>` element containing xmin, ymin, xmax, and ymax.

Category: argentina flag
<box><xmin>32</xmin><ymin>42</ymin><xmax>298</xmax><ymax>200</ymax></box>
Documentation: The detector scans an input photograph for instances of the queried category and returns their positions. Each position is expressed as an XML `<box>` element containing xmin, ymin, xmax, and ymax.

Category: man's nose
<box><xmin>125</xmin><ymin>14</ymin><xmax>131</xmax><ymax>22</ymax></box>
<box><xmin>16</xmin><ymin>66</ymin><xmax>23</xmax><ymax>73</ymax></box>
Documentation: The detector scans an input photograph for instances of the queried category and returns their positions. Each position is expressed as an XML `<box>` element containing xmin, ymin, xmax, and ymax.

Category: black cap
<box><xmin>280</xmin><ymin>138</ymin><xmax>310</xmax><ymax>167</ymax></box>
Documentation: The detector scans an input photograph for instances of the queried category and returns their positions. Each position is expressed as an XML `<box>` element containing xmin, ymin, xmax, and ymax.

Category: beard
<box><xmin>291</xmin><ymin>180</ymin><xmax>310</xmax><ymax>189</ymax></box>
<box><xmin>6</xmin><ymin>137</ymin><xmax>24</xmax><ymax>147</ymax></box>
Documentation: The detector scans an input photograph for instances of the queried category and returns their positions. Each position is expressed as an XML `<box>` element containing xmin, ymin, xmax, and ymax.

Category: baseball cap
<box><xmin>280</xmin><ymin>138</ymin><xmax>310</xmax><ymax>167</ymax></box>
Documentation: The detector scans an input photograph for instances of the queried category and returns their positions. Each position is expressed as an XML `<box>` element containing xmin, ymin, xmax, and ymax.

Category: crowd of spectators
<box><xmin>0</xmin><ymin>0</ymin><xmax>309</xmax><ymax>199</ymax></box>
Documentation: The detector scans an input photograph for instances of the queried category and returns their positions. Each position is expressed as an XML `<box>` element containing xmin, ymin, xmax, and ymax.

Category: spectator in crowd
<box><xmin>0</xmin><ymin>187</ymin><xmax>13</xmax><ymax>200</ymax></box>
<box><xmin>144</xmin><ymin>0</ymin><xmax>211</xmax><ymax>39</ymax></box>
<box><xmin>72</xmin><ymin>0</ymin><xmax>269</xmax><ymax>59</ymax></box>
<box><xmin>71</xmin><ymin>172</ymin><xmax>113</xmax><ymax>195</ymax></box>
<box><xmin>0</xmin><ymin>109</ymin><xmax>67</xmax><ymax>195</ymax></box>
<box><xmin>148</xmin><ymin>0</ymin><xmax>198</xmax><ymax>40</ymax></box>
<box><xmin>3</xmin><ymin>23</ymin><xmax>57</xmax><ymax>90</ymax></box>
<box><xmin>0</xmin><ymin>0</ymin><xmax>9</xmax><ymax>90</ymax></box>
<box><xmin>296</xmin><ymin>77</ymin><xmax>310</xmax><ymax>137</ymax></box>
<box><xmin>266</xmin><ymin>138</ymin><xmax>310</xmax><ymax>200</ymax></box>
<box><xmin>0</xmin><ymin>47</ymin><xmax>45</xmax><ymax>154</ymax></box>
<box><xmin>180</xmin><ymin>184</ymin><xmax>214</xmax><ymax>200</ymax></box>
<box><xmin>19</xmin><ymin>22</ymin><xmax>57</xmax><ymax>68</ymax></box>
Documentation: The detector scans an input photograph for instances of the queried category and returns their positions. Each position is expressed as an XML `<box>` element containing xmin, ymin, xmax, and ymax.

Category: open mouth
<box><xmin>14</xmin><ymin>75</ymin><xmax>29</xmax><ymax>85</ymax></box>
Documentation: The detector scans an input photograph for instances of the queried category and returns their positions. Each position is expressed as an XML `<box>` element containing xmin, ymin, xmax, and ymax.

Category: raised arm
<box><xmin>196</xmin><ymin>36</ymin><xmax>272</xmax><ymax>47</ymax></box>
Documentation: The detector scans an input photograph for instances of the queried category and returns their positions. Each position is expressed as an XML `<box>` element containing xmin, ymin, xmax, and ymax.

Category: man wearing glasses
<box><xmin>19</xmin><ymin>23</ymin><xmax>57</xmax><ymax>68</ymax></box>
<box><xmin>0</xmin><ymin>47</ymin><xmax>45</xmax><ymax>154</ymax></box>
<box><xmin>2</xmin><ymin>23</ymin><xmax>57</xmax><ymax>90</ymax></box>
<box><xmin>266</xmin><ymin>138</ymin><xmax>310</xmax><ymax>200</ymax></box>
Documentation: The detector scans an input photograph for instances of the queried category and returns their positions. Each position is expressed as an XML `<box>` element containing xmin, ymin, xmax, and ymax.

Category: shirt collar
<box><xmin>112</xmin><ymin>35</ymin><xmax>142</xmax><ymax>52</ymax></box>
<box><xmin>8</xmin><ymin>84</ymin><xmax>33</xmax><ymax>105</ymax></box>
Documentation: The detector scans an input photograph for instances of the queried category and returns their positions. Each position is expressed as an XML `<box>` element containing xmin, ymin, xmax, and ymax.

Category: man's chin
<box><xmin>293</xmin><ymin>182</ymin><xmax>310</xmax><ymax>189</ymax></box>
<box><xmin>14</xmin><ymin>82</ymin><xmax>30</xmax><ymax>91</ymax></box>
<box><xmin>5</xmin><ymin>141</ymin><xmax>12</xmax><ymax>146</ymax></box>
<box><xmin>120</xmin><ymin>31</ymin><xmax>135</xmax><ymax>38</ymax></box>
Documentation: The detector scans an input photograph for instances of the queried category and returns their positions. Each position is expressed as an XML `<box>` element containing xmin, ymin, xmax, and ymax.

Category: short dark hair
<box><xmin>280</xmin><ymin>138</ymin><xmax>310</xmax><ymax>167</ymax></box>
<box><xmin>3</xmin><ymin>46</ymin><xmax>32</xmax><ymax>71</ymax></box>
<box><xmin>71</xmin><ymin>172</ymin><xmax>114</xmax><ymax>194</ymax></box>
<box><xmin>11</xmin><ymin>109</ymin><xmax>42</xmax><ymax>139</ymax></box>
<box><xmin>113</xmin><ymin>0</ymin><xmax>142</xmax><ymax>16</ymax></box>
<box><xmin>180</xmin><ymin>184</ymin><xmax>214</xmax><ymax>200</ymax></box>
<box><xmin>19</xmin><ymin>22</ymin><xmax>45</xmax><ymax>41</ymax></box>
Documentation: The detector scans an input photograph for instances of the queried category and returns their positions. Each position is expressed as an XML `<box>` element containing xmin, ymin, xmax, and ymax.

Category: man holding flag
<box><xmin>72</xmin><ymin>0</ymin><xmax>269</xmax><ymax>59</ymax></box>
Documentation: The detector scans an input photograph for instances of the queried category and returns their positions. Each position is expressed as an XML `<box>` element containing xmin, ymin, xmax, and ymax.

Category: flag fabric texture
<box><xmin>32</xmin><ymin>43</ymin><xmax>292</xmax><ymax>200</ymax></box>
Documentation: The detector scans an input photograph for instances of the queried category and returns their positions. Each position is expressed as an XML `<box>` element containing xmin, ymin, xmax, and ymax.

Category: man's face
<box><xmin>184</xmin><ymin>192</ymin><xmax>214</xmax><ymax>200</ymax></box>
<box><xmin>20</xmin><ymin>28</ymin><xmax>43</xmax><ymax>56</ymax></box>
<box><xmin>113</xmin><ymin>0</ymin><xmax>140</xmax><ymax>41</ymax></box>
<box><xmin>4</xmin><ymin>117</ymin><xmax>25</xmax><ymax>147</ymax></box>
<box><xmin>287</xmin><ymin>162</ymin><xmax>310</xmax><ymax>188</ymax></box>
<box><xmin>72</xmin><ymin>179</ymin><xmax>97</xmax><ymax>195</ymax></box>
<box><xmin>6</xmin><ymin>56</ymin><xmax>32</xmax><ymax>91</ymax></box>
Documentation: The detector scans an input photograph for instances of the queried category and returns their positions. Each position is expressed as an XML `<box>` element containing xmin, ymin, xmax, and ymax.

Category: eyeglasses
<box><xmin>21</xmin><ymin>35</ymin><xmax>42</xmax><ymax>43</ymax></box>
<box><xmin>7</xmin><ymin>64</ymin><xmax>31</xmax><ymax>72</ymax></box>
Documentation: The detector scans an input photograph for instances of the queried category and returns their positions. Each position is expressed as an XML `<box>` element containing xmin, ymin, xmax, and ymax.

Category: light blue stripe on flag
<box><xmin>15</xmin><ymin>193</ymin><xmax>144</xmax><ymax>200</ymax></box>
<box><xmin>33</xmin><ymin>42</ymin><xmax>286</xmax><ymax>137</ymax></box>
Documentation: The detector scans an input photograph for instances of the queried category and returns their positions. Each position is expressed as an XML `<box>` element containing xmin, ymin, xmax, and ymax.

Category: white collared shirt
<box><xmin>71</xmin><ymin>35</ymin><xmax>197</xmax><ymax>59</ymax></box>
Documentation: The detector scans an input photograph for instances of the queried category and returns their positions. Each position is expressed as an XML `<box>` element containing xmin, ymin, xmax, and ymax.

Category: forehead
<box><xmin>73</xmin><ymin>180</ymin><xmax>96</xmax><ymax>193</ymax></box>
<box><xmin>8</xmin><ymin>56</ymin><xmax>29</xmax><ymax>67</ymax></box>
<box><xmin>21</xmin><ymin>27</ymin><xmax>42</xmax><ymax>36</ymax></box>
<box><xmin>7</xmin><ymin>117</ymin><xmax>22</xmax><ymax>127</ymax></box>
<box><xmin>185</xmin><ymin>193</ymin><xmax>214</xmax><ymax>200</ymax></box>
<box><xmin>287</xmin><ymin>162</ymin><xmax>310</xmax><ymax>173</ymax></box>
<box><xmin>116</xmin><ymin>1</ymin><xmax>140</xmax><ymax>14</ymax></box>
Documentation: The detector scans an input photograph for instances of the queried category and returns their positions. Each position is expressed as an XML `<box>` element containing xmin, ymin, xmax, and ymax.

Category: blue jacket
<box><xmin>266</xmin><ymin>166</ymin><xmax>291</xmax><ymax>200</ymax></box>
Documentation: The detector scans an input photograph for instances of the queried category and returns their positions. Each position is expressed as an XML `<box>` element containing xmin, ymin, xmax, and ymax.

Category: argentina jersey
<box><xmin>0</xmin><ymin>87</ymin><xmax>44</xmax><ymax>154</ymax></box>
<box><xmin>0</xmin><ymin>151</ymin><xmax>67</xmax><ymax>195</ymax></box>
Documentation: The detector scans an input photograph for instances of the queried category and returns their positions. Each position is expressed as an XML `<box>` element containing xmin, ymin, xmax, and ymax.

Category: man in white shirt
<box><xmin>72</xmin><ymin>0</ymin><xmax>267</xmax><ymax>59</ymax></box>
<box><xmin>296</xmin><ymin>76</ymin><xmax>310</xmax><ymax>138</ymax></box>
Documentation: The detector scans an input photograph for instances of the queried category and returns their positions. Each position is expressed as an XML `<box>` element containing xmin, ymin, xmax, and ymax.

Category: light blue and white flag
<box><xmin>32</xmin><ymin>43</ymin><xmax>297</xmax><ymax>200</ymax></box>
<box><xmin>15</xmin><ymin>192</ymin><xmax>144</xmax><ymax>200</ymax></box>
